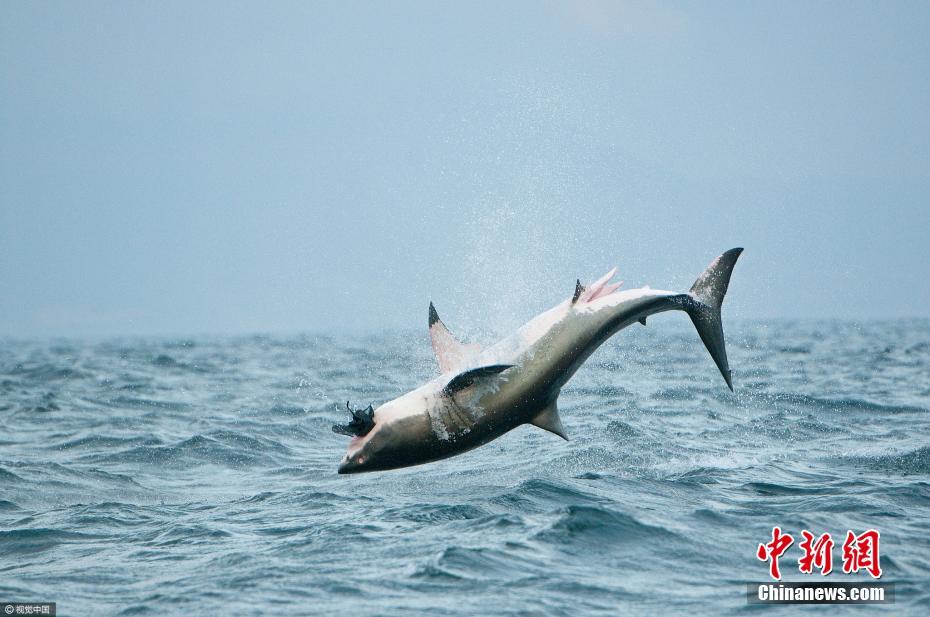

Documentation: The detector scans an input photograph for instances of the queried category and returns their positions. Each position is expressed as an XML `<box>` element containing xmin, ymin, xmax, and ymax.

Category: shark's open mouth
<box><xmin>332</xmin><ymin>402</ymin><xmax>375</xmax><ymax>437</ymax></box>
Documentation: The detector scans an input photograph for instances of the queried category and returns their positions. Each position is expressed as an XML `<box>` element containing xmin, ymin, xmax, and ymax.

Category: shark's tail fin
<box><xmin>684</xmin><ymin>248</ymin><xmax>743</xmax><ymax>391</ymax></box>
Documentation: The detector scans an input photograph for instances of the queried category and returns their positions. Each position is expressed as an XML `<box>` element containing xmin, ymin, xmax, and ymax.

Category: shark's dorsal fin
<box><xmin>429</xmin><ymin>302</ymin><xmax>481</xmax><ymax>374</ymax></box>
<box><xmin>573</xmin><ymin>268</ymin><xmax>624</xmax><ymax>305</ymax></box>
<box><xmin>442</xmin><ymin>364</ymin><xmax>513</xmax><ymax>396</ymax></box>
<box><xmin>529</xmin><ymin>400</ymin><xmax>568</xmax><ymax>440</ymax></box>
<box><xmin>572</xmin><ymin>279</ymin><xmax>584</xmax><ymax>304</ymax></box>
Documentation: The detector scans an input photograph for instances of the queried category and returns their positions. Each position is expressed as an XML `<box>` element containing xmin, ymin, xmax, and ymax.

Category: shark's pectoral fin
<box><xmin>429</xmin><ymin>302</ymin><xmax>481</xmax><ymax>374</ymax></box>
<box><xmin>442</xmin><ymin>364</ymin><xmax>513</xmax><ymax>396</ymax></box>
<box><xmin>529</xmin><ymin>401</ymin><xmax>568</xmax><ymax>440</ymax></box>
<box><xmin>639</xmin><ymin>316</ymin><xmax>647</xmax><ymax>326</ymax></box>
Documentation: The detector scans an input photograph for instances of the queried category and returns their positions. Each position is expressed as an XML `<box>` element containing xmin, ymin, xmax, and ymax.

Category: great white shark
<box><xmin>334</xmin><ymin>248</ymin><xmax>743</xmax><ymax>474</ymax></box>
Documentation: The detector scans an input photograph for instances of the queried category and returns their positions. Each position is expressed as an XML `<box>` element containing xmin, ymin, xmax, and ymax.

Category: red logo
<box><xmin>758</xmin><ymin>527</ymin><xmax>882</xmax><ymax>580</ymax></box>
<box><xmin>757</xmin><ymin>526</ymin><xmax>794</xmax><ymax>580</ymax></box>
<box><xmin>842</xmin><ymin>529</ymin><xmax>882</xmax><ymax>579</ymax></box>
<box><xmin>798</xmin><ymin>531</ymin><xmax>834</xmax><ymax>575</ymax></box>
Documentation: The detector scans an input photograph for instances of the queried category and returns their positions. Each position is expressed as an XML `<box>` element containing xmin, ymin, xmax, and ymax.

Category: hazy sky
<box><xmin>2</xmin><ymin>1</ymin><xmax>928</xmax><ymax>338</ymax></box>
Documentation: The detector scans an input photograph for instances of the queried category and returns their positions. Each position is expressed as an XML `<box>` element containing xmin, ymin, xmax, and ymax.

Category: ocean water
<box><xmin>1</xmin><ymin>319</ymin><xmax>929</xmax><ymax>615</ymax></box>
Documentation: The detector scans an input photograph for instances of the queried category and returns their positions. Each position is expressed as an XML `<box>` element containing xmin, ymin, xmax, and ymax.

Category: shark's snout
<box><xmin>337</xmin><ymin>455</ymin><xmax>363</xmax><ymax>474</ymax></box>
<box><xmin>337</xmin><ymin>433</ymin><xmax>370</xmax><ymax>474</ymax></box>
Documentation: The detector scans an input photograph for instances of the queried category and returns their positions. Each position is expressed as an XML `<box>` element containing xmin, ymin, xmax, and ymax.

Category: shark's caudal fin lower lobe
<box><xmin>683</xmin><ymin>248</ymin><xmax>743</xmax><ymax>391</ymax></box>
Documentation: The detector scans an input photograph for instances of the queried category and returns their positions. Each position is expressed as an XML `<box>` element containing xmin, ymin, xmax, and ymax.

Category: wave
<box><xmin>422</xmin><ymin>545</ymin><xmax>541</xmax><ymax>582</ymax></box>
<box><xmin>268</xmin><ymin>403</ymin><xmax>310</xmax><ymax>416</ymax></box>
<box><xmin>667</xmin><ymin>466</ymin><xmax>734</xmax><ymax>485</ymax></box>
<box><xmin>742</xmin><ymin>481</ymin><xmax>835</xmax><ymax>497</ymax></box>
<box><xmin>410</xmin><ymin>561</ymin><xmax>467</xmax><ymax>581</ymax></box>
<box><xmin>534</xmin><ymin>504</ymin><xmax>678</xmax><ymax>547</ymax></box>
<box><xmin>88</xmin><ymin>432</ymin><xmax>289</xmax><ymax>468</ymax></box>
<box><xmin>62</xmin><ymin>503</ymin><xmax>161</xmax><ymax>531</ymax></box>
<box><xmin>146</xmin><ymin>523</ymin><xmax>232</xmax><ymax>547</ymax></box>
<box><xmin>114</xmin><ymin>605</ymin><xmax>160</xmax><ymax>616</ymax></box>
<box><xmin>55</xmin><ymin>435</ymin><xmax>164</xmax><ymax>450</ymax></box>
<box><xmin>746</xmin><ymin>392</ymin><xmax>926</xmax><ymax>415</ymax></box>
<box><xmin>382</xmin><ymin>503</ymin><xmax>489</xmax><ymax>523</ymax></box>
<box><xmin>0</xmin><ymin>462</ymin><xmax>149</xmax><ymax>496</ymax></box>
<box><xmin>569</xmin><ymin>384</ymin><xmax>636</xmax><ymax>398</ymax></box>
<box><xmin>3</xmin><ymin>326</ymin><xmax>929</xmax><ymax>613</ymax></box>
<box><xmin>0</xmin><ymin>467</ymin><xmax>26</xmax><ymax>483</ymax></box>
<box><xmin>0</xmin><ymin>499</ymin><xmax>22</xmax><ymax>511</ymax></box>
<box><xmin>150</xmin><ymin>354</ymin><xmax>208</xmax><ymax>373</ymax></box>
<box><xmin>9</xmin><ymin>364</ymin><xmax>91</xmax><ymax>382</ymax></box>
<box><xmin>492</xmin><ymin>478</ymin><xmax>603</xmax><ymax>512</ymax></box>
<box><xmin>103</xmin><ymin>395</ymin><xmax>193</xmax><ymax>412</ymax></box>
<box><xmin>652</xmin><ymin>386</ymin><xmax>706</xmax><ymax>401</ymax></box>
<box><xmin>260</xmin><ymin>490</ymin><xmax>361</xmax><ymax>509</ymax></box>
<box><xmin>881</xmin><ymin>482</ymin><xmax>930</xmax><ymax>507</ymax></box>
<box><xmin>603</xmin><ymin>420</ymin><xmax>639</xmax><ymax>438</ymax></box>
<box><xmin>839</xmin><ymin>446</ymin><xmax>930</xmax><ymax>475</ymax></box>
<box><xmin>0</xmin><ymin>528</ymin><xmax>104</xmax><ymax>555</ymax></box>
